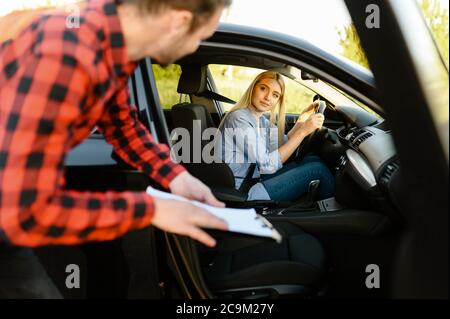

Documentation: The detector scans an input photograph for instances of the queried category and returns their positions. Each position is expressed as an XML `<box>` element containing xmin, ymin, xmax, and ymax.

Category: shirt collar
<box><xmin>243</xmin><ymin>107</ymin><xmax>265</xmax><ymax>128</ymax></box>
<box><xmin>88</xmin><ymin>0</ymin><xmax>136</xmax><ymax>78</ymax></box>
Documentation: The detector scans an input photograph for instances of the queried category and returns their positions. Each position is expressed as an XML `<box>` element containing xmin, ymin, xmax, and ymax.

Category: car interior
<box><xmin>34</xmin><ymin>40</ymin><xmax>405</xmax><ymax>298</ymax></box>
<box><xmin>145</xmin><ymin>44</ymin><xmax>405</xmax><ymax>298</ymax></box>
<box><xmin>19</xmin><ymin>1</ymin><xmax>447</xmax><ymax>300</ymax></box>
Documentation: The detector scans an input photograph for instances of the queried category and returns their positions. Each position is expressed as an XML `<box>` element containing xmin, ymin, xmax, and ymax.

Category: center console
<box><xmin>257</xmin><ymin>206</ymin><xmax>392</xmax><ymax>236</ymax></box>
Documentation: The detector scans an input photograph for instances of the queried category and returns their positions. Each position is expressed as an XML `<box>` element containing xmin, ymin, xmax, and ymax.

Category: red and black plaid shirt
<box><xmin>0</xmin><ymin>0</ymin><xmax>185</xmax><ymax>246</ymax></box>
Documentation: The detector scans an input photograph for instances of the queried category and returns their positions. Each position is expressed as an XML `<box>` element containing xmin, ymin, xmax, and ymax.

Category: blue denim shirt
<box><xmin>217</xmin><ymin>108</ymin><xmax>288</xmax><ymax>200</ymax></box>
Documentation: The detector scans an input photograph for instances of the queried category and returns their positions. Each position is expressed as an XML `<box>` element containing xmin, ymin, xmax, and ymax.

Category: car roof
<box><xmin>212</xmin><ymin>23</ymin><xmax>375</xmax><ymax>84</ymax></box>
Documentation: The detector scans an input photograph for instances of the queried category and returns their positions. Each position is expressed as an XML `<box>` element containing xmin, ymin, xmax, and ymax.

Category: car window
<box><xmin>152</xmin><ymin>64</ymin><xmax>183</xmax><ymax>109</ymax></box>
<box><xmin>209</xmin><ymin>64</ymin><xmax>316</xmax><ymax>114</ymax></box>
<box><xmin>326</xmin><ymin>84</ymin><xmax>381</xmax><ymax>118</ymax></box>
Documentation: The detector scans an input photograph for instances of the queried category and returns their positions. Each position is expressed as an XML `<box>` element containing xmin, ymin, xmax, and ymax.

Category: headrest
<box><xmin>177</xmin><ymin>64</ymin><xmax>207</xmax><ymax>94</ymax></box>
<box><xmin>177</xmin><ymin>64</ymin><xmax>237</xmax><ymax>104</ymax></box>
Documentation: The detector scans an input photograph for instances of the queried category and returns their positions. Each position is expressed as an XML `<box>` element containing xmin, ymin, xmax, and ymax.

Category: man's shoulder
<box><xmin>0</xmin><ymin>8</ymin><xmax>110</xmax><ymax>85</ymax></box>
<box><xmin>35</xmin><ymin>8</ymin><xmax>105</xmax><ymax>52</ymax></box>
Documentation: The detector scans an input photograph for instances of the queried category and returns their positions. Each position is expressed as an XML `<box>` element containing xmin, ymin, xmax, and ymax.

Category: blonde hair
<box><xmin>219</xmin><ymin>70</ymin><xmax>286</xmax><ymax>146</ymax></box>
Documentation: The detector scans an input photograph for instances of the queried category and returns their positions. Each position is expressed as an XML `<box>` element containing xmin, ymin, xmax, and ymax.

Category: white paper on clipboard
<box><xmin>146</xmin><ymin>187</ymin><xmax>282</xmax><ymax>243</ymax></box>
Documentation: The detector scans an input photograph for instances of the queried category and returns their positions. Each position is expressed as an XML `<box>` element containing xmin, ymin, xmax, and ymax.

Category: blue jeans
<box><xmin>261</xmin><ymin>156</ymin><xmax>335</xmax><ymax>201</ymax></box>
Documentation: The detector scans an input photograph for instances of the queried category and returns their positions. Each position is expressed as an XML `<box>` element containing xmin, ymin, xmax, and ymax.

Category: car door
<box><xmin>346</xmin><ymin>0</ymin><xmax>449</xmax><ymax>298</ymax></box>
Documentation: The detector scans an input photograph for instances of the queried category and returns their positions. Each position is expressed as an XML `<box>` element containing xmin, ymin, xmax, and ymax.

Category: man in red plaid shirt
<box><xmin>0</xmin><ymin>0</ymin><xmax>231</xmax><ymax>298</ymax></box>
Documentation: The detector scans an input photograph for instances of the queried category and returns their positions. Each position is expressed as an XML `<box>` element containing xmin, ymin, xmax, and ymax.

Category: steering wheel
<box><xmin>294</xmin><ymin>101</ymin><xmax>327</xmax><ymax>162</ymax></box>
<box><xmin>295</xmin><ymin>127</ymin><xmax>328</xmax><ymax>162</ymax></box>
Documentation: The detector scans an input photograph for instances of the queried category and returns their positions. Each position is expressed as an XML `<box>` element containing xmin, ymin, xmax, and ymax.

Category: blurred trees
<box><xmin>152</xmin><ymin>65</ymin><xmax>182</xmax><ymax>109</ymax></box>
<box><xmin>153</xmin><ymin>64</ymin><xmax>315</xmax><ymax>113</ymax></box>
<box><xmin>338</xmin><ymin>0</ymin><xmax>449</xmax><ymax>69</ymax></box>
<box><xmin>420</xmin><ymin>0</ymin><xmax>449</xmax><ymax>67</ymax></box>
<box><xmin>338</xmin><ymin>24</ymin><xmax>370</xmax><ymax>69</ymax></box>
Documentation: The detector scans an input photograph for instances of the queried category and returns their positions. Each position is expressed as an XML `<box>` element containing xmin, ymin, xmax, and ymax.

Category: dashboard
<box><xmin>335</xmin><ymin>124</ymin><xmax>399</xmax><ymax>193</ymax></box>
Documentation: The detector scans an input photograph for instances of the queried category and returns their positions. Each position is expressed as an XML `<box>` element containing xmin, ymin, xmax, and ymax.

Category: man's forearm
<box><xmin>0</xmin><ymin>189</ymin><xmax>155</xmax><ymax>247</ymax></box>
<box><xmin>97</xmin><ymin>87</ymin><xmax>186</xmax><ymax>188</ymax></box>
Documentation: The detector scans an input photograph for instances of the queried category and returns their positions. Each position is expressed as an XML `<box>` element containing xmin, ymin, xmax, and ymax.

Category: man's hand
<box><xmin>152</xmin><ymin>198</ymin><xmax>228</xmax><ymax>247</ymax></box>
<box><xmin>169</xmin><ymin>171</ymin><xmax>225</xmax><ymax>207</ymax></box>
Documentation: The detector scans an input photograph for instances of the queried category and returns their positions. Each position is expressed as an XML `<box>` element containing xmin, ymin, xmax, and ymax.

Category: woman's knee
<box><xmin>306</xmin><ymin>161</ymin><xmax>331</xmax><ymax>175</ymax></box>
<box><xmin>309</xmin><ymin>162</ymin><xmax>335</xmax><ymax>197</ymax></box>
<box><xmin>308</xmin><ymin>162</ymin><xmax>335</xmax><ymax>187</ymax></box>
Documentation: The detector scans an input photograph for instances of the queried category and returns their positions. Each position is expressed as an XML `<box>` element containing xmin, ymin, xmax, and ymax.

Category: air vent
<box><xmin>338</xmin><ymin>126</ymin><xmax>351</xmax><ymax>139</ymax></box>
<box><xmin>349</xmin><ymin>129</ymin><xmax>362</xmax><ymax>143</ymax></box>
<box><xmin>379</xmin><ymin>159</ymin><xmax>400</xmax><ymax>189</ymax></box>
<box><xmin>354</xmin><ymin>132</ymin><xmax>374</xmax><ymax>147</ymax></box>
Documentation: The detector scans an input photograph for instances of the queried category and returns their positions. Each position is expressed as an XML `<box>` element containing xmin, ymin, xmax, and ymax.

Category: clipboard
<box><xmin>146</xmin><ymin>187</ymin><xmax>282</xmax><ymax>243</ymax></box>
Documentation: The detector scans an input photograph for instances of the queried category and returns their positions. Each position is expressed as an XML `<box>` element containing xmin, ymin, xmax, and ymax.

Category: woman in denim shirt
<box><xmin>217</xmin><ymin>71</ymin><xmax>335</xmax><ymax>201</ymax></box>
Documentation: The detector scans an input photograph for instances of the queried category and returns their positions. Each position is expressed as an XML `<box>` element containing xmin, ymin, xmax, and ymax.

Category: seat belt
<box><xmin>198</xmin><ymin>90</ymin><xmax>236</xmax><ymax>105</ymax></box>
<box><xmin>238</xmin><ymin>163</ymin><xmax>257</xmax><ymax>194</ymax></box>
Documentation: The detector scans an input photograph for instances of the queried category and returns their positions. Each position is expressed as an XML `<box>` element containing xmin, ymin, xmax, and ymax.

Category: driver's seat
<box><xmin>170</xmin><ymin>64</ymin><xmax>252</xmax><ymax>204</ymax></box>
<box><xmin>171</xmin><ymin>102</ymin><xmax>250</xmax><ymax>202</ymax></box>
<box><xmin>168</xmin><ymin>66</ymin><xmax>328</xmax><ymax>297</ymax></box>
<box><xmin>199</xmin><ymin>222</ymin><xmax>327</xmax><ymax>297</ymax></box>
<box><xmin>170</xmin><ymin>64</ymin><xmax>319</xmax><ymax>208</ymax></box>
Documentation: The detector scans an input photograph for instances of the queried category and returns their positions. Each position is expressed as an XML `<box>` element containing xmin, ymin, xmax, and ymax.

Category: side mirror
<box><xmin>301</xmin><ymin>71</ymin><xmax>319</xmax><ymax>82</ymax></box>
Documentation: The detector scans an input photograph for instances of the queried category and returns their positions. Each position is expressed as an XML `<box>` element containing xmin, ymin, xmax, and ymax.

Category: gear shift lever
<box><xmin>277</xmin><ymin>180</ymin><xmax>321</xmax><ymax>215</ymax></box>
<box><xmin>306</xmin><ymin>180</ymin><xmax>320</xmax><ymax>205</ymax></box>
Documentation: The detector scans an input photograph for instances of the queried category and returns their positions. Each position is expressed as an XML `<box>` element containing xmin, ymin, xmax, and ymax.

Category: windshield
<box><xmin>289</xmin><ymin>66</ymin><xmax>382</xmax><ymax>119</ymax></box>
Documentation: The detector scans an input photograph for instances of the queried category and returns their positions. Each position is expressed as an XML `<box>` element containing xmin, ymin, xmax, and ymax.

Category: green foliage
<box><xmin>419</xmin><ymin>0</ymin><xmax>449</xmax><ymax>67</ymax></box>
<box><xmin>284</xmin><ymin>81</ymin><xmax>315</xmax><ymax>114</ymax></box>
<box><xmin>338</xmin><ymin>0</ymin><xmax>449</xmax><ymax>69</ymax></box>
<box><xmin>153</xmin><ymin>64</ymin><xmax>316</xmax><ymax>114</ymax></box>
<box><xmin>209</xmin><ymin>65</ymin><xmax>316</xmax><ymax>114</ymax></box>
<box><xmin>338</xmin><ymin>24</ymin><xmax>370</xmax><ymax>69</ymax></box>
<box><xmin>209</xmin><ymin>65</ymin><xmax>254</xmax><ymax>104</ymax></box>
<box><xmin>152</xmin><ymin>64</ymin><xmax>182</xmax><ymax>109</ymax></box>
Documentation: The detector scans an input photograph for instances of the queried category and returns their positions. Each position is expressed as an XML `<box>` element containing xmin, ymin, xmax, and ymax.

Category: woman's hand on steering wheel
<box><xmin>297</xmin><ymin>101</ymin><xmax>319</xmax><ymax>123</ymax></box>
<box><xmin>301</xmin><ymin>113</ymin><xmax>324</xmax><ymax>136</ymax></box>
<box><xmin>294</xmin><ymin>114</ymin><xmax>325</xmax><ymax>162</ymax></box>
